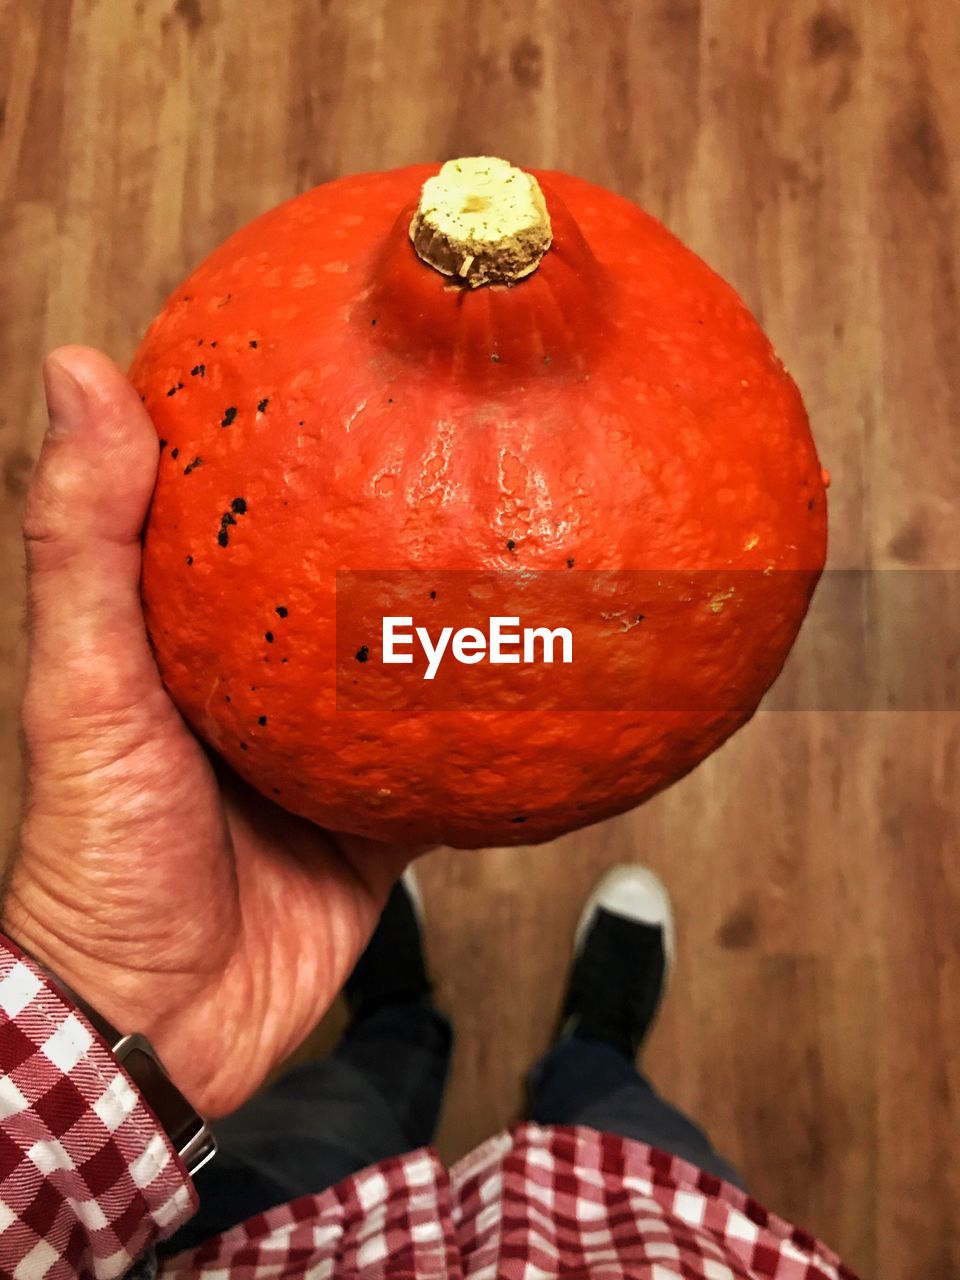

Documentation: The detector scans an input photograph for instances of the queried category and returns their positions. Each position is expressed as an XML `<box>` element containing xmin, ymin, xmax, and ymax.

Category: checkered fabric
<box><xmin>0</xmin><ymin>938</ymin><xmax>860</xmax><ymax>1280</ymax></box>
<box><xmin>164</xmin><ymin>1128</ymin><xmax>860</xmax><ymax>1279</ymax></box>
<box><xmin>0</xmin><ymin>939</ymin><xmax>196</xmax><ymax>1280</ymax></box>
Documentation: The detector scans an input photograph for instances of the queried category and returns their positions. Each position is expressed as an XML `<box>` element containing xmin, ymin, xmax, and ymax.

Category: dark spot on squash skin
<box><xmin>258</xmin><ymin>398</ymin><xmax>269</xmax><ymax>412</ymax></box>
<box><xmin>281</xmin><ymin>657</ymin><xmax>288</xmax><ymax>663</ymax></box>
<box><xmin>258</xmin><ymin>715</ymin><xmax>268</xmax><ymax>726</ymax></box>
<box><xmin>567</xmin><ymin>558</ymin><xmax>575</xmax><ymax>568</ymax></box>
<box><xmin>249</xmin><ymin>340</ymin><xmax>258</xmax><ymax>348</ymax></box>
<box><xmin>167</xmin><ymin>383</ymin><xmax>184</xmax><ymax>396</ymax></box>
<box><xmin>183</xmin><ymin>457</ymin><xmax>202</xmax><ymax>475</ymax></box>
<box><xmin>224</xmin><ymin>695</ymin><xmax>231</xmax><ymax>702</ymax></box>
<box><xmin>191</xmin><ymin>364</ymin><xmax>205</xmax><ymax>377</ymax></box>
<box><xmin>808</xmin><ymin>498</ymin><xmax>815</xmax><ymax>510</ymax></box>
<box><xmin>636</xmin><ymin>614</ymin><xmax>645</xmax><ymax>624</ymax></box>
<box><xmin>171</xmin><ymin>447</ymin><xmax>179</xmax><ymax>459</ymax></box>
<box><xmin>491</xmin><ymin>352</ymin><xmax>501</xmax><ymax>362</ymax></box>
<box><xmin>276</xmin><ymin>605</ymin><xmax>288</xmax><ymax>617</ymax></box>
<box><xmin>265</xmin><ymin>631</ymin><xmax>274</xmax><ymax>643</ymax></box>
<box><xmin>159</xmin><ymin>439</ymin><xmax>167</xmax><ymax>451</ymax></box>
<box><xmin>510</xmin><ymin>815</ymin><xmax>528</xmax><ymax>824</ymax></box>
<box><xmin>240</xmin><ymin>741</ymin><xmax>249</xmax><ymax>751</ymax></box>
<box><xmin>210</xmin><ymin>341</ymin><xmax>218</xmax><ymax>347</ymax></box>
<box><xmin>506</xmin><ymin>539</ymin><xmax>516</xmax><ymax>551</ymax></box>
<box><xmin>429</xmin><ymin>591</ymin><xmax>437</xmax><ymax>600</ymax></box>
<box><xmin>356</xmin><ymin>645</ymin><xmax>369</xmax><ymax>663</ymax></box>
<box><xmin>272</xmin><ymin>787</ymin><xmax>281</xmax><ymax>795</ymax></box>
<box><xmin>221</xmin><ymin>406</ymin><xmax>237</xmax><ymax>427</ymax></box>
<box><xmin>543</xmin><ymin>355</ymin><xmax>552</xmax><ymax>365</ymax></box>
<box><xmin>217</xmin><ymin>502</ymin><xmax>246</xmax><ymax>547</ymax></box>
<box><xmin>185</xmin><ymin>555</ymin><xmax>193</xmax><ymax>565</ymax></box>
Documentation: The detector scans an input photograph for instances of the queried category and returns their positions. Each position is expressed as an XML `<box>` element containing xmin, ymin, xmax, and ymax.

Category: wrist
<box><xmin>2</xmin><ymin>879</ymin><xmax>157</xmax><ymax>1030</ymax></box>
<box><xmin>1</xmin><ymin>926</ymin><xmax>218</xmax><ymax>1176</ymax></box>
<box><xmin>1</xmin><ymin>880</ymin><xmax>217</xmax><ymax>1111</ymax></box>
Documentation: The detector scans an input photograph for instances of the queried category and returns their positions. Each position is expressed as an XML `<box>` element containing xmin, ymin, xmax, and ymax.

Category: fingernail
<box><xmin>43</xmin><ymin>354</ymin><xmax>88</xmax><ymax>438</ymax></box>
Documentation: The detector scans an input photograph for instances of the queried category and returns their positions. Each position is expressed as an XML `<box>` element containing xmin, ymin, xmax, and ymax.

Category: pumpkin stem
<box><xmin>409</xmin><ymin>157</ymin><xmax>553</xmax><ymax>288</ymax></box>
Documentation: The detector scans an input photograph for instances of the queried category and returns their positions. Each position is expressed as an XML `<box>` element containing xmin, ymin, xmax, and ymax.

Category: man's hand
<box><xmin>3</xmin><ymin>347</ymin><xmax>412</xmax><ymax>1118</ymax></box>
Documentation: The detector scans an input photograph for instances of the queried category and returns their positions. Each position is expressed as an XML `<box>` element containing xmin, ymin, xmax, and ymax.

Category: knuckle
<box><xmin>21</xmin><ymin>475</ymin><xmax>73</xmax><ymax>564</ymax></box>
<box><xmin>22</xmin><ymin>482</ymin><xmax>59</xmax><ymax>545</ymax></box>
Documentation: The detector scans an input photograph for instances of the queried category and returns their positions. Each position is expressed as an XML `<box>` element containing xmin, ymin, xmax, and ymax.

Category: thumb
<box><xmin>23</xmin><ymin>345</ymin><xmax>163</xmax><ymax>730</ymax></box>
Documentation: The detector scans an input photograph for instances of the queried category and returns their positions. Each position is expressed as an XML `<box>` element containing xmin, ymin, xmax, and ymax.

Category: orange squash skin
<box><xmin>131</xmin><ymin>165</ymin><xmax>827</xmax><ymax>848</ymax></box>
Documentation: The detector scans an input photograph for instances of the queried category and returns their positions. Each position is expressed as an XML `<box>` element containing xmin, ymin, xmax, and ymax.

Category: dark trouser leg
<box><xmin>529</xmin><ymin>1037</ymin><xmax>746</xmax><ymax>1190</ymax></box>
<box><xmin>159</xmin><ymin>999</ymin><xmax>452</xmax><ymax>1256</ymax></box>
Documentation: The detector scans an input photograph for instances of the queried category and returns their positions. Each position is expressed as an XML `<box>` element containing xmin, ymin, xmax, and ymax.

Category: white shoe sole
<box><xmin>401</xmin><ymin>866</ymin><xmax>425</xmax><ymax>927</ymax></box>
<box><xmin>574</xmin><ymin>865</ymin><xmax>676</xmax><ymax>973</ymax></box>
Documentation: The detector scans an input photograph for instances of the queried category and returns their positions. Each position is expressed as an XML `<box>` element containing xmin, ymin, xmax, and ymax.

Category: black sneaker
<box><xmin>344</xmin><ymin>871</ymin><xmax>431</xmax><ymax>1019</ymax></box>
<box><xmin>558</xmin><ymin>865</ymin><xmax>675</xmax><ymax>1060</ymax></box>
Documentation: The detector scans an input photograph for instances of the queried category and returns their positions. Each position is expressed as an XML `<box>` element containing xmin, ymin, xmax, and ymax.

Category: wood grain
<box><xmin>2</xmin><ymin>2</ymin><xmax>958</xmax><ymax>1276</ymax></box>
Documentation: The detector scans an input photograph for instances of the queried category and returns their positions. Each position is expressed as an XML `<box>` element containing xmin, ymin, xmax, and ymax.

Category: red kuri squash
<box><xmin>132</xmin><ymin>157</ymin><xmax>826</xmax><ymax>848</ymax></box>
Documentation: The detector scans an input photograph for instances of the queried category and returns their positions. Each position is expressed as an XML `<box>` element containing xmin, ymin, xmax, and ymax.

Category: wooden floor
<box><xmin>2</xmin><ymin>3</ymin><xmax>959</xmax><ymax>1276</ymax></box>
